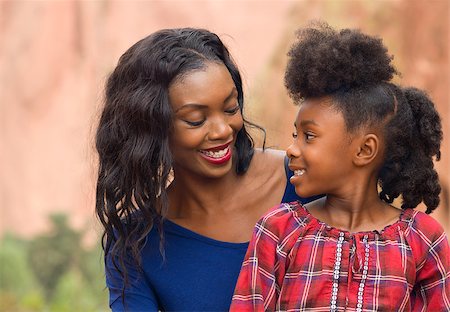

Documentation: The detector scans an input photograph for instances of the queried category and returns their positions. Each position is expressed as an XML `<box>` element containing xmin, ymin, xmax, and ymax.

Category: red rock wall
<box><xmin>1</xmin><ymin>0</ymin><xmax>448</xmax><ymax>237</ymax></box>
<box><xmin>0</xmin><ymin>0</ymin><xmax>292</xmax><ymax>237</ymax></box>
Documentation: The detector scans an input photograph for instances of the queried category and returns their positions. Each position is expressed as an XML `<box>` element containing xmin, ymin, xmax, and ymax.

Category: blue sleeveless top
<box><xmin>106</xmin><ymin>158</ymin><xmax>320</xmax><ymax>311</ymax></box>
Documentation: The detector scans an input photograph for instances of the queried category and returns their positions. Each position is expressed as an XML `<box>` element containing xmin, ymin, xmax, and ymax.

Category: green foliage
<box><xmin>0</xmin><ymin>214</ymin><xmax>108</xmax><ymax>312</ymax></box>
<box><xmin>28</xmin><ymin>214</ymin><xmax>82</xmax><ymax>300</ymax></box>
<box><xmin>0</xmin><ymin>234</ymin><xmax>39</xmax><ymax>297</ymax></box>
<box><xmin>50</xmin><ymin>267</ymin><xmax>107</xmax><ymax>312</ymax></box>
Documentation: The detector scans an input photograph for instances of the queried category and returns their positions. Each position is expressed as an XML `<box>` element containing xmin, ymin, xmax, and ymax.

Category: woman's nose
<box><xmin>208</xmin><ymin>118</ymin><xmax>233</xmax><ymax>140</ymax></box>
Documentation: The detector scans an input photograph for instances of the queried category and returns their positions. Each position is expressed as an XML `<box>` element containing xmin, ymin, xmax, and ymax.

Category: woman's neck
<box><xmin>166</xmin><ymin>168</ymin><xmax>242</xmax><ymax>219</ymax></box>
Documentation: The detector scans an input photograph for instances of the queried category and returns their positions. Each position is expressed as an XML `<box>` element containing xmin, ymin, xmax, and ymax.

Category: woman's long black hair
<box><xmin>95</xmin><ymin>28</ymin><xmax>258</xmax><ymax>288</ymax></box>
<box><xmin>284</xmin><ymin>22</ymin><xmax>443</xmax><ymax>213</ymax></box>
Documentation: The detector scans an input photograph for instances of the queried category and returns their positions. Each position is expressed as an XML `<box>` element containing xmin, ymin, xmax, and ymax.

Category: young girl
<box><xmin>231</xmin><ymin>22</ymin><xmax>449</xmax><ymax>311</ymax></box>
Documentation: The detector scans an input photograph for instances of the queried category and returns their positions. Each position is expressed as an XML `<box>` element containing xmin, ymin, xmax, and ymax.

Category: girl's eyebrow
<box><xmin>301</xmin><ymin>120</ymin><xmax>318</xmax><ymax>126</ymax></box>
<box><xmin>295</xmin><ymin>120</ymin><xmax>318</xmax><ymax>128</ymax></box>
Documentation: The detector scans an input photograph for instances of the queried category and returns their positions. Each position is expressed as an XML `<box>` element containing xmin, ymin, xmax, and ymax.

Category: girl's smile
<box><xmin>289</xmin><ymin>169</ymin><xmax>306</xmax><ymax>186</ymax></box>
<box><xmin>292</xmin><ymin>169</ymin><xmax>305</xmax><ymax>177</ymax></box>
<box><xmin>288</xmin><ymin>167</ymin><xmax>306</xmax><ymax>184</ymax></box>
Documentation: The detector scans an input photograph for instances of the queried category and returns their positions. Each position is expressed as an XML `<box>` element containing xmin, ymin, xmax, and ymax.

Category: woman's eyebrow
<box><xmin>175</xmin><ymin>103</ymin><xmax>207</xmax><ymax>113</ymax></box>
<box><xmin>175</xmin><ymin>88</ymin><xmax>238</xmax><ymax>113</ymax></box>
<box><xmin>223</xmin><ymin>87</ymin><xmax>238</xmax><ymax>103</ymax></box>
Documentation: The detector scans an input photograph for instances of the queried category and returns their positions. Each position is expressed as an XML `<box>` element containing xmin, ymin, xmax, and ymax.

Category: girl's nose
<box><xmin>286</xmin><ymin>142</ymin><xmax>300</xmax><ymax>159</ymax></box>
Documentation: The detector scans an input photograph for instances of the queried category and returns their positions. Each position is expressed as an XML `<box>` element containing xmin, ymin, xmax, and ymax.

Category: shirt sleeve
<box><xmin>410</xmin><ymin>218</ymin><xmax>450</xmax><ymax>311</ymax></box>
<box><xmin>105</xmin><ymin>250</ymin><xmax>159</xmax><ymax>312</ymax></box>
<box><xmin>230</xmin><ymin>208</ymin><xmax>289</xmax><ymax>311</ymax></box>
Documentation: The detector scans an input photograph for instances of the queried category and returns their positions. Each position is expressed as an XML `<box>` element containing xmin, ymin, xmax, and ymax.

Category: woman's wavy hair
<box><xmin>95</xmin><ymin>28</ymin><xmax>257</xmax><ymax>286</ymax></box>
<box><xmin>285</xmin><ymin>21</ymin><xmax>442</xmax><ymax>213</ymax></box>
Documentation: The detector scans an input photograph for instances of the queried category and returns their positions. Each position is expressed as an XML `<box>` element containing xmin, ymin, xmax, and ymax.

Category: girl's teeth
<box><xmin>202</xmin><ymin>147</ymin><xmax>229</xmax><ymax>158</ymax></box>
<box><xmin>294</xmin><ymin>169</ymin><xmax>305</xmax><ymax>176</ymax></box>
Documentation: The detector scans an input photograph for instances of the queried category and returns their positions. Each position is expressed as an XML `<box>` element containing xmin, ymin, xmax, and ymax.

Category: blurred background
<box><xmin>0</xmin><ymin>0</ymin><xmax>448</xmax><ymax>311</ymax></box>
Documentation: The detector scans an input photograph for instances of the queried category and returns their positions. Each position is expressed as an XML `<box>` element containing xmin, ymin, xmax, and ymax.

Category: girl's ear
<box><xmin>353</xmin><ymin>134</ymin><xmax>380</xmax><ymax>167</ymax></box>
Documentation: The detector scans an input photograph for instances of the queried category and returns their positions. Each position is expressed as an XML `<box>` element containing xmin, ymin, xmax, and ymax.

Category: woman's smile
<box><xmin>199</xmin><ymin>142</ymin><xmax>233</xmax><ymax>165</ymax></box>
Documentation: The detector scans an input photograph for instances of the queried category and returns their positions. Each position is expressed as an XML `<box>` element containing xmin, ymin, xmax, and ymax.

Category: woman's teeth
<box><xmin>201</xmin><ymin>147</ymin><xmax>229</xmax><ymax>158</ymax></box>
<box><xmin>294</xmin><ymin>169</ymin><xmax>305</xmax><ymax>176</ymax></box>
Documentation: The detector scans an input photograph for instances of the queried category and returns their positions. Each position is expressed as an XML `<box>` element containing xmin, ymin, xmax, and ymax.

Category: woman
<box><xmin>95</xmin><ymin>28</ymin><xmax>318</xmax><ymax>311</ymax></box>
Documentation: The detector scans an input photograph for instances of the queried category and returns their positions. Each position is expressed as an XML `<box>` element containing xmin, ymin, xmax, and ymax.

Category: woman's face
<box><xmin>286</xmin><ymin>97</ymin><xmax>357</xmax><ymax>198</ymax></box>
<box><xmin>168</xmin><ymin>62</ymin><xmax>244</xmax><ymax>179</ymax></box>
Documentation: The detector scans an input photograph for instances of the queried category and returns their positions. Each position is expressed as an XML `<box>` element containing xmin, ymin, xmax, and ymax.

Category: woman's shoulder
<box><xmin>254</xmin><ymin>148</ymin><xmax>285</xmax><ymax>161</ymax></box>
<box><xmin>249</xmin><ymin>148</ymin><xmax>286</xmax><ymax>176</ymax></box>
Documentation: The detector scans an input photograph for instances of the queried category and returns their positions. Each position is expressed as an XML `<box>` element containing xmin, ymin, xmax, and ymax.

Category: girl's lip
<box><xmin>288</xmin><ymin>164</ymin><xmax>305</xmax><ymax>172</ymax></box>
<box><xmin>289</xmin><ymin>167</ymin><xmax>305</xmax><ymax>185</ymax></box>
<box><xmin>290</xmin><ymin>173</ymin><xmax>302</xmax><ymax>185</ymax></box>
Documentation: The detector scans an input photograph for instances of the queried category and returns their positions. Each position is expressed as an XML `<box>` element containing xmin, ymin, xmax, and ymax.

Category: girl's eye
<box><xmin>292</xmin><ymin>131</ymin><xmax>298</xmax><ymax>139</ymax></box>
<box><xmin>225</xmin><ymin>105</ymin><xmax>240</xmax><ymax>114</ymax></box>
<box><xmin>304</xmin><ymin>132</ymin><xmax>315</xmax><ymax>141</ymax></box>
<box><xmin>184</xmin><ymin>119</ymin><xmax>205</xmax><ymax>127</ymax></box>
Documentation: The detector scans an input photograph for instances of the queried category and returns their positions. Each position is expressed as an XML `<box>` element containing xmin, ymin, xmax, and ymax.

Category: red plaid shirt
<box><xmin>231</xmin><ymin>201</ymin><xmax>450</xmax><ymax>311</ymax></box>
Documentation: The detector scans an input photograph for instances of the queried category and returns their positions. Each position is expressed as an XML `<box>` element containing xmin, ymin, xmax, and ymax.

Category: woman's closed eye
<box><xmin>225</xmin><ymin>105</ymin><xmax>240</xmax><ymax>114</ymax></box>
<box><xmin>183</xmin><ymin>119</ymin><xmax>205</xmax><ymax>127</ymax></box>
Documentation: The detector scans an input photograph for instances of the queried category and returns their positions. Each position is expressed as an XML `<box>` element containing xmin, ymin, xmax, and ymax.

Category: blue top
<box><xmin>106</xmin><ymin>158</ymin><xmax>320</xmax><ymax>311</ymax></box>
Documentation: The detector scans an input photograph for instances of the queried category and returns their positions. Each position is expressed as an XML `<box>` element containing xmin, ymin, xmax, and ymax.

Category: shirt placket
<box><xmin>330</xmin><ymin>232</ymin><xmax>345</xmax><ymax>312</ymax></box>
<box><xmin>355</xmin><ymin>235</ymin><xmax>369</xmax><ymax>312</ymax></box>
<box><xmin>330</xmin><ymin>233</ymin><xmax>370</xmax><ymax>312</ymax></box>
<box><xmin>347</xmin><ymin>234</ymin><xmax>370</xmax><ymax>312</ymax></box>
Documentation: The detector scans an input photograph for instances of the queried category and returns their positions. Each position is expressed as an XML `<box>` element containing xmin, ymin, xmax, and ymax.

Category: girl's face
<box><xmin>169</xmin><ymin>62</ymin><xmax>243</xmax><ymax>179</ymax></box>
<box><xmin>286</xmin><ymin>97</ymin><xmax>358</xmax><ymax>198</ymax></box>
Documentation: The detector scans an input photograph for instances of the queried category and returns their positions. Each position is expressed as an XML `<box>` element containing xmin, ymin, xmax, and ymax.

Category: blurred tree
<box><xmin>50</xmin><ymin>267</ymin><xmax>106</xmax><ymax>312</ymax></box>
<box><xmin>0</xmin><ymin>234</ymin><xmax>45</xmax><ymax>311</ymax></box>
<box><xmin>0</xmin><ymin>234</ymin><xmax>36</xmax><ymax>295</ymax></box>
<box><xmin>27</xmin><ymin>214</ymin><xmax>82</xmax><ymax>301</ymax></box>
<box><xmin>0</xmin><ymin>214</ymin><xmax>108</xmax><ymax>311</ymax></box>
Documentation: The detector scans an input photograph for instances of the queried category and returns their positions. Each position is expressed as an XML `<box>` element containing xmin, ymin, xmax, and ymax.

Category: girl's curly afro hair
<box><xmin>285</xmin><ymin>21</ymin><xmax>398</xmax><ymax>101</ymax></box>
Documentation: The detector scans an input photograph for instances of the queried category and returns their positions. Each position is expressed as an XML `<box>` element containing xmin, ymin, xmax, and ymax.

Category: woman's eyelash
<box><xmin>225</xmin><ymin>106</ymin><xmax>240</xmax><ymax>114</ymax></box>
<box><xmin>182</xmin><ymin>105</ymin><xmax>239</xmax><ymax>126</ymax></box>
<box><xmin>184</xmin><ymin>119</ymin><xmax>205</xmax><ymax>127</ymax></box>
